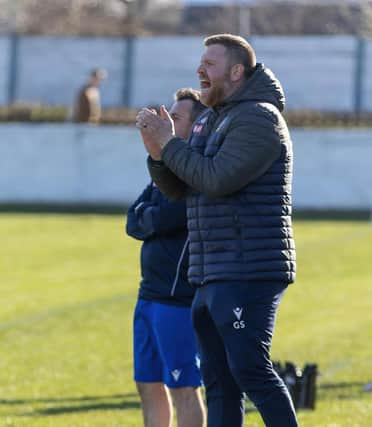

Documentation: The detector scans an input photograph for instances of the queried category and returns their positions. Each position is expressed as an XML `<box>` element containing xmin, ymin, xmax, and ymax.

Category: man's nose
<box><xmin>197</xmin><ymin>63</ymin><xmax>204</xmax><ymax>75</ymax></box>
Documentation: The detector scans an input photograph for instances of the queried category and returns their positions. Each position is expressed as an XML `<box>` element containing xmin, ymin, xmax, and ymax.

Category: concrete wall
<box><xmin>0</xmin><ymin>124</ymin><xmax>149</xmax><ymax>206</ymax></box>
<box><xmin>1</xmin><ymin>124</ymin><xmax>371</xmax><ymax>210</ymax></box>
<box><xmin>291</xmin><ymin>128</ymin><xmax>372</xmax><ymax>210</ymax></box>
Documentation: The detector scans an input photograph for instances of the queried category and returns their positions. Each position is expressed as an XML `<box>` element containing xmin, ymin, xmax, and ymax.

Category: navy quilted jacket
<box><xmin>126</xmin><ymin>183</ymin><xmax>194</xmax><ymax>306</ymax></box>
<box><xmin>148</xmin><ymin>63</ymin><xmax>296</xmax><ymax>286</ymax></box>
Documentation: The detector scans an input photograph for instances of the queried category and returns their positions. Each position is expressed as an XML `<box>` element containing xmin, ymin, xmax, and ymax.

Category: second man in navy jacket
<box><xmin>126</xmin><ymin>88</ymin><xmax>206</xmax><ymax>427</ymax></box>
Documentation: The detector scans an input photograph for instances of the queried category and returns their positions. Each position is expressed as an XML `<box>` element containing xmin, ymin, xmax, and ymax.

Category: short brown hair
<box><xmin>174</xmin><ymin>88</ymin><xmax>205</xmax><ymax>122</ymax></box>
<box><xmin>204</xmin><ymin>34</ymin><xmax>256</xmax><ymax>79</ymax></box>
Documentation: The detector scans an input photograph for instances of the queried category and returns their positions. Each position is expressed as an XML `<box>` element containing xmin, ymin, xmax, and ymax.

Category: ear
<box><xmin>230</xmin><ymin>64</ymin><xmax>244</xmax><ymax>82</ymax></box>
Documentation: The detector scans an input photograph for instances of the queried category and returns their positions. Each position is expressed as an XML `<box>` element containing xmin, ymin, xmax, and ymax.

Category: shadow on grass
<box><xmin>0</xmin><ymin>393</ymin><xmax>141</xmax><ymax>417</ymax></box>
<box><xmin>21</xmin><ymin>401</ymin><xmax>140</xmax><ymax>416</ymax></box>
<box><xmin>0</xmin><ymin>203</ymin><xmax>126</xmax><ymax>215</ymax></box>
<box><xmin>2</xmin><ymin>383</ymin><xmax>369</xmax><ymax>418</ymax></box>
<box><xmin>318</xmin><ymin>381</ymin><xmax>367</xmax><ymax>401</ymax></box>
<box><xmin>1</xmin><ymin>205</ymin><xmax>371</xmax><ymax>221</ymax></box>
<box><xmin>243</xmin><ymin>381</ymin><xmax>369</xmax><ymax>414</ymax></box>
<box><xmin>0</xmin><ymin>393</ymin><xmax>136</xmax><ymax>405</ymax></box>
<box><xmin>3</xmin><ymin>393</ymin><xmax>256</xmax><ymax>417</ymax></box>
<box><xmin>293</xmin><ymin>209</ymin><xmax>371</xmax><ymax>221</ymax></box>
<box><xmin>319</xmin><ymin>381</ymin><xmax>366</xmax><ymax>390</ymax></box>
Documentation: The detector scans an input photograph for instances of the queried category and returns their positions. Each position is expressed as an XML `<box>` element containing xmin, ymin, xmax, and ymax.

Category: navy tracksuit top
<box><xmin>126</xmin><ymin>182</ymin><xmax>195</xmax><ymax>306</ymax></box>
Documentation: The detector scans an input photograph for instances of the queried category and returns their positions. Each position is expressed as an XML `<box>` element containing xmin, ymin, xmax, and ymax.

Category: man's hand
<box><xmin>136</xmin><ymin>106</ymin><xmax>175</xmax><ymax>161</ymax></box>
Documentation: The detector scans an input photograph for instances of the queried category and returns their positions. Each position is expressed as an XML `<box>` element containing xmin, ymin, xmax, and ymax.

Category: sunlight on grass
<box><xmin>0</xmin><ymin>215</ymin><xmax>371</xmax><ymax>426</ymax></box>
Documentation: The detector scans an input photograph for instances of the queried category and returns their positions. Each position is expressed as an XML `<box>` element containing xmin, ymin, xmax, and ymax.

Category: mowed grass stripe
<box><xmin>0</xmin><ymin>293</ymin><xmax>133</xmax><ymax>333</ymax></box>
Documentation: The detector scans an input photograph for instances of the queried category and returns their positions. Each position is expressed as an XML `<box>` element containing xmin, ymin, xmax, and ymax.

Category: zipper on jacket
<box><xmin>196</xmin><ymin>199</ymin><xmax>204</xmax><ymax>285</ymax></box>
<box><xmin>170</xmin><ymin>238</ymin><xmax>189</xmax><ymax>297</ymax></box>
<box><xmin>233</xmin><ymin>209</ymin><xmax>244</xmax><ymax>259</ymax></box>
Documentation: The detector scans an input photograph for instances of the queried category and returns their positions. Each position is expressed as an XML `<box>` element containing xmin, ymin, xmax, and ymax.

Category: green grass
<box><xmin>0</xmin><ymin>214</ymin><xmax>371</xmax><ymax>426</ymax></box>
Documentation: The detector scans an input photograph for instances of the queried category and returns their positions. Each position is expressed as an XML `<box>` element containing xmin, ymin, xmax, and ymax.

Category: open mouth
<box><xmin>200</xmin><ymin>80</ymin><xmax>211</xmax><ymax>89</ymax></box>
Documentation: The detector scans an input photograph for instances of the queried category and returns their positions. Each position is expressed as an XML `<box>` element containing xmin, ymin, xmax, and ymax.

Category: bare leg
<box><xmin>170</xmin><ymin>386</ymin><xmax>206</xmax><ymax>427</ymax></box>
<box><xmin>136</xmin><ymin>382</ymin><xmax>173</xmax><ymax>427</ymax></box>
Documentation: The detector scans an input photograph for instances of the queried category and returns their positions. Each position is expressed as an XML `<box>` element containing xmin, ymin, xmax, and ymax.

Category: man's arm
<box><xmin>136</xmin><ymin>107</ymin><xmax>188</xmax><ymax>200</ymax></box>
<box><xmin>147</xmin><ymin>157</ymin><xmax>188</xmax><ymax>200</ymax></box>
<box><xmin>125</xmin><ymin>184</ymin><xmax>153</xmax><ymax>240</ymax></box>
<box><xmin>161</xmin><ymin>118</ymin><xmax>281</xmax><ymax>198</ymax></box>
<box><xmin>126</xmin><ymin>183</ymin><xmax>187</xmax><ymax>240</ymax></box>
<box><xmin>139</xmin><ymin>192</ymin><xmax>187</xmax><ymax>234</ymax></box>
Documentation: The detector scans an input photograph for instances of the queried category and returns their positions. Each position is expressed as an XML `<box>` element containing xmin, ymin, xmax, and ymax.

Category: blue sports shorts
<box><xmin>133</xmin><ymin>298</ymin><xmax>202</xmax><ymax>388</ymax></box>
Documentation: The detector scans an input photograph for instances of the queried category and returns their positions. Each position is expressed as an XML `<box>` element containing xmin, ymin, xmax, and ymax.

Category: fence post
<box><xmin>123</xmin><ymin>36</ymin><xmax>135</xmax><ymax>108</ymax></box>
<box><xmin>7</xmin><ymin>32</ymin><xmax>20</xmax><ymax>105</ymax></box>
<box><xmin>353</xmin><ymin>36</ymin><xmax>367</xmax><ymax>115</ymax></box>
<box><xmin>235</xmin><ymin>1</ymin><xmax>252</xmax><ymax>36</ymax></box>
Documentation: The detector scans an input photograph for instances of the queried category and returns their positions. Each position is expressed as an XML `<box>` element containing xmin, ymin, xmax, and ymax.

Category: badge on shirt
<box><xmin>193</xmin><ymin>116</ymin><xmax>207</xmax><ymax>134</ymax></box>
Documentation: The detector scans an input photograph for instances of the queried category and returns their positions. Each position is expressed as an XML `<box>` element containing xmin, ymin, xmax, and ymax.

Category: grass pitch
<box><xmin>0</xmin><ymin>214</ymin><xmax>371</xmax><ymax>426</ymax></box>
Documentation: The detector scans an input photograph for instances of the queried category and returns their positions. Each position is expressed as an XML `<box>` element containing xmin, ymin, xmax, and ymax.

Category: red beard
<box><xmin>200</xmin><ymin>85</ymin><xmax>226</xmax><ymax>107</ymax></box>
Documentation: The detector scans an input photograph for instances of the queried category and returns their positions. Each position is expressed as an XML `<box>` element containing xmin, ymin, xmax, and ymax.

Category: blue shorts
<box><xmin>133</xmin><ymin>298</ymin><xmax>202</xmax><ymax>388</ymax></box>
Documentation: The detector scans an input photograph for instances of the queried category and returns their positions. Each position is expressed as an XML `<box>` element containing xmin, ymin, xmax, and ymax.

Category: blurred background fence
<box><xmin>1</xmin><ymin>34</ymin><xmax>371</xmax><ymax>113</ymax></box>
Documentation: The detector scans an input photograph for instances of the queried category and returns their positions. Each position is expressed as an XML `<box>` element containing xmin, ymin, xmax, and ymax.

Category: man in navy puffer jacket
<box><xmin>127</xmin><ymin>89</ymin><xmax>206</xmax><ymax>427</ymax></box>
<box><xmin>137</xmin><ymin>34</ymin><xmax>298</xmax><ymax>427</ymax></box>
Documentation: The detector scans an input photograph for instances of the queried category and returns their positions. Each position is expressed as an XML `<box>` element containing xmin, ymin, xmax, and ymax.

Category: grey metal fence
<box><xmin>1</xmin><ymin>34</ymin><xmax>371</xmax><ymax>112</ymax></box>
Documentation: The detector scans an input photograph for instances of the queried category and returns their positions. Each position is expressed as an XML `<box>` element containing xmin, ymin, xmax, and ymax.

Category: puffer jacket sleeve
<box><xmin>147</xmin><ymin>157</ymin><xmax>188</xmax><ymax>200</ymax></box>
<box><xmin>161</xmin><ymin>116</ymin><xmax>281</xmax><ymax>198</ymax></box>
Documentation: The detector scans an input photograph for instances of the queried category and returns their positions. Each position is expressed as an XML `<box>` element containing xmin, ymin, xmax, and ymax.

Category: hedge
<box><xmin>1</xmin><ymin>104</ymin><xmax>372</xmax><ymax>128</ymax></box>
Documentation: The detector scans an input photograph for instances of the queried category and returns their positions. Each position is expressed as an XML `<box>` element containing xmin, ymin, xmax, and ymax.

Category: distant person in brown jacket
<box><xmin>73</xmin><ymin>68</ymin><xmax>107</xmax><ymax>124</ymax></box>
